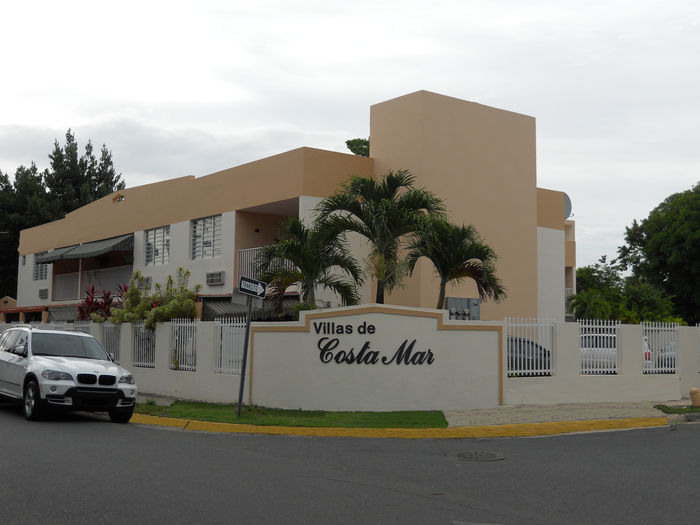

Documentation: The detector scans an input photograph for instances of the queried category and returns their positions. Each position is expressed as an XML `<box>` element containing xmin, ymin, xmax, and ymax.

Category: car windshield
<box><xmin>31</xmin><ymin>333</ymin><xmax>110</xmax><ymax>360</ymax></box>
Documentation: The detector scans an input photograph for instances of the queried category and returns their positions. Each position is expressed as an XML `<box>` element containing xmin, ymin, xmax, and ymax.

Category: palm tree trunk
<box><xmin>436</xmin><ymin>281</ymin><xmax>447</xmax><ymax>309</ymax></box>
<box><xmin>306</xmin><ymin>282</ymin><xmax>316</xmax><ymax>307</ymax></box>
<box><xmin>376</xmin><ymin>279</ymin><xmax>385</xmax><ymax>304</ymax></box>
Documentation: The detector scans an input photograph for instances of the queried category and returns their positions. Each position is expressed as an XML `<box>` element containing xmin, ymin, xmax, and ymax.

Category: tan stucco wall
<box><xmin>19</xmin><ymin>148</ymin><xmax>373</xmax><ymax>256</ymax></box>
<box><xmin>565</xmin><ymin>240</ymin><xmax>576</xmax><ymax>268</ymax></box>
<box><xmin>370</xmin><ymin>90</ymin><xmax>538</xmax><ymax>319</ymax></box>
<box><xmin>234</xmin><ymin>211</ymin><xmax>289</xmax><ymax>282</ymax></box>
<box><xmin>537</xmin><ymin>188</ymin><xmax>565</xmax><ymax>230</ymax></box>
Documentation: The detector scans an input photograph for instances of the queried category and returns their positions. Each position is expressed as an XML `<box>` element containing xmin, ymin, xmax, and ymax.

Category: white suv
<box><xmin>0</xmin><ymin>326</ymin><xmax>138</xmax><ymax>423</ymax></box>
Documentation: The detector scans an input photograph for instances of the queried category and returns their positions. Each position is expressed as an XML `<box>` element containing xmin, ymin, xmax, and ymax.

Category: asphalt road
<box><xmin>1</xmin><ymin>399</ymin><xmax>698</xmax><ymax>525</ymax></box>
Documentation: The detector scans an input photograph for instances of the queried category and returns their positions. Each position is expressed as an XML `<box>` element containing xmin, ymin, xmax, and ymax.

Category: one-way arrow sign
<box><xmin>238</xmin><ymin>275</ymin><xmax>267</xmax><ymax>298</ymax></box>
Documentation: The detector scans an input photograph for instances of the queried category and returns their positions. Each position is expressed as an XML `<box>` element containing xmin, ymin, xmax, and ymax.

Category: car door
<box><xmin>0</xmin><ymin>330</ymin><xmax>20</xmax><ymax>396</ymax></box>
<box><xmin>4</xmin><ymin>331</ymin><xmax>30</xmax><ymax>398</ymax></box>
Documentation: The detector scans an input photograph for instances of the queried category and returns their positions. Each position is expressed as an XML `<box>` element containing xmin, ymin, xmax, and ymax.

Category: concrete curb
<box><xmin>130</xmin><ymin>414</ymin><xmax>670</xmax><ymax>439</ymax></box>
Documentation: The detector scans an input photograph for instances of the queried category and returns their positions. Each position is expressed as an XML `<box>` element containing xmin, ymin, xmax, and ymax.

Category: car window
<box><xmin>13</xmin><ymin>332</ymin><xmax>28</xmax><ymax>353</ymax></box>
<box><xmin>0</xmin><ymin>331</ymin><xmax>9</xmax><ymax>351</ymax></box>
<box><xmin>2</xmin><ymin>331</ymin><xmax>20</xmax><ymax>351</ymax></box>
<box><xmin>31</xmin><ymin>333</ymin><xmax>110</xmax><ymax>360</ymax></box>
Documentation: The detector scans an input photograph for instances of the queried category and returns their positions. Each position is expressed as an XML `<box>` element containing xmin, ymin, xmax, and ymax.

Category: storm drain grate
<box><xmin>454</xmin><ymin>451</ymin><xmax>506</xmax><ymax>462</ymax></box>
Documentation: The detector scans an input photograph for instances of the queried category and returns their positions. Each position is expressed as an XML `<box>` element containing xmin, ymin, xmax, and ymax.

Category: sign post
<box><xmin>236</xmin><ymin>276</ymin><xmax>267</xmax><ymax>418</ymax></box>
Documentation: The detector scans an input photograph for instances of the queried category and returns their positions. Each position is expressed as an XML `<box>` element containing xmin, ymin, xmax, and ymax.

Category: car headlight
<box><xmin>41</xmin><ymin>370</ymin><xmax>73</xmax><ymax>381</ymax></box>
<box><xmin>119</xmin><ymin>374</ymin><xmax>135</xmax><ymax>384</ymax></box>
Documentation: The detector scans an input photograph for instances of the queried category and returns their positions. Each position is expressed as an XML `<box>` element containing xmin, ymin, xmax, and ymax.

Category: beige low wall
<box><xmin>504</xmin><ymin>324</ymin><xmax>698</xmax><ymax>405</ymax></box>
<box><xmin>249</xmin><ymin>305</ymin><xmax>502</xmax><ymax>411</ymax></box>
<box><xmin>96</xmin><ymin>322</ymin><xmax>246</xmax><ymax>404</ymax></box>
<box><xmin>19</xmin><ymin>312</ymin><xmax>690</xmax><ymax>410</ymax></box>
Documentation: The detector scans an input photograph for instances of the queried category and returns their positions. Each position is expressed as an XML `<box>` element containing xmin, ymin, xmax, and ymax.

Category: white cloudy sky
<box><xmin>1</xmin><ymin>0</ymin><xmax>698</xmax><ymax>267</ymax></box>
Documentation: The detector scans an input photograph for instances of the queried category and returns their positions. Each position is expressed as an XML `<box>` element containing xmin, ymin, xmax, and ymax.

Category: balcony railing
<box><xmin>53</xmin><ymin>265</ymin><xmax>132</xmax><ymax>301</ymax></box>
<box><xmin>237</xmin><ymin>247</ymin><xmax>296</xmax><ymax>283</ymax></box>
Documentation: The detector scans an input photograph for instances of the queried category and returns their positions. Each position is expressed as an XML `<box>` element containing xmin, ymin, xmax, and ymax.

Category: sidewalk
<box><xmin>131</xmin><ymin>398</ymin><xmax>689</xmax><ymax>439</ymax></box>
<box><xmin>444</xmin><ymin>400</ymin><xmax>681</xmax><ymax>426</ymax></box>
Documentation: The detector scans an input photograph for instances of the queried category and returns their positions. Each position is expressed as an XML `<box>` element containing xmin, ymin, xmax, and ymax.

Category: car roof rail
<box><xmin>63</xmin><ymin>327</ymin><xmax>90</xmax><ymax>334</ymax></box>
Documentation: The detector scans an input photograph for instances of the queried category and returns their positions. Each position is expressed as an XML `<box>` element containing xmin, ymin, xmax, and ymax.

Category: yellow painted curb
<box><xmin>131</xmin><ymin>415</ymin><xmax>669</xmax><ymax>439</ymax></box>
<box><xmin>131</xmin><ymin>413</ymin><xmax>189</xmax><ymax>429</ymax></box>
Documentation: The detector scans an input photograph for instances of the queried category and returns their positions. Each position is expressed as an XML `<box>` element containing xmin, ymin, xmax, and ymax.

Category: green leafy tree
<box><xmin>0</xmin><ymin>131</ymin><xmax>124</xmax><ymax>298</ymax></box>
<box><xmin>256</xmin><ymin>217</ymin><xmax>363</xmax><ymax>312</ymax></box>
<box><xmin>345</xmin><ymin>138</ymin><xmax>369</xmax><ymax>157</ymax></box>
<box><xmin>111</xmin><ymin>269</ymin><xmax>201</xmax><ymax>330</ymax></box>
<box><xmin>407</xmin><ymin>218</ymin><xmax>506</xmax><ymax>309</ymax></box>
<box><xmin>620</xmin><ymin>279</ymin><xmax>678</xmax><ymax>324</ymax></box>
<box><xmin>0</xmin><ymin>164</ymin><xmax>58</xmax><ymax>297</ymax></box>
<box><xmin>146</xmin><ymin>268</ymin><xmax>201</xmax><ymax>329</ymax></box>
<box><xmin>617</xmin><ymin>182</ymin><xmax>700</xmax><ymax>324</ymax></box>
<box><xmin>575</xmin><ymin>256</ymin><xmax>624</xmax><ymax>297</ymax></box>
<box><xmin>110</xmin><ymin>272</ymin><xmax>154</xmax><ymax>325</ymax></box>
<box><xmin>570</xmin><ymin>256</ymin><xmax>679</xmax><ymax>322</ymax></box>
<box><xmin>315</xmin><ymin>169</ymin><xmax>445</xmax><ymax>303</ymax></box>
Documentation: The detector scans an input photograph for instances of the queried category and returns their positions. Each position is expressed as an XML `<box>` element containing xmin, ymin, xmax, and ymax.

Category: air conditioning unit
<box><xmin>39</xmin><ymin>288</ymin><xmax>49</xmax><ymax>299</ymax></box>
<box><xmin>206</xmin><ymin>271</ymin><xmax>225</xmax><ymax>286</ymax></box>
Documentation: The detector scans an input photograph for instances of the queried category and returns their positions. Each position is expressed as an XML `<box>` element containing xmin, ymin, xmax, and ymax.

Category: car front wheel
<box><xmin>108</xmin><ymin>406</ymin><xmax>134</xmax><ymax>424</ymax></box>
<box><xmin>24</xmin><ymin>380</ymin><xmax>44</xmax><ymax>421</ymax></box>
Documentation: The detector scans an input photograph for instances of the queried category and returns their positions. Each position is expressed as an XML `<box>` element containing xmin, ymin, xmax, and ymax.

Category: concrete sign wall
<box><xmin>249</xmin><ymin>305</ymin><xmax>503</xmax><ymax>411</ymax></box>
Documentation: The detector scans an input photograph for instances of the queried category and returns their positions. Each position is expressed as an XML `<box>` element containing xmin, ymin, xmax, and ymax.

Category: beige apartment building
<box><xmin>12</xmin><ymin>90</ymin><xmax>575</xmax><ymax>323</ymax></box>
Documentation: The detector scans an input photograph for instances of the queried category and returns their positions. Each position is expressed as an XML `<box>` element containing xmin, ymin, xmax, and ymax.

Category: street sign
<box><xmin>238</xmin><ymin>275</ymin><xmax>267</xmax><ymax>298</ymax></box>
<box><xmin>235</xmin><ymin>276</ymin><xmax>267</xmax><ymax>417</ymax></box>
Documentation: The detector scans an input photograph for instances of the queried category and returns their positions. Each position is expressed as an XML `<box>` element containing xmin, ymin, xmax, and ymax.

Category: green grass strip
<box><xmin>135</xmin><ymin>401</ymin><xmax>448</xmax><ymax>429</ymax></box>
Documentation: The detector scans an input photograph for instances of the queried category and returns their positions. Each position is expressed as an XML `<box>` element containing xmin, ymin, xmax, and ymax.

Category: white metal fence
<box><xmin>505</xmin><ymin>317</ymin><xmax>555</xmax><ymax>377</ymax></box>
<box><xmin>132</xmin><ymin>322</ymin><xmax>156</xmax><ymax>368</ymax></box>
<box><xmin>73</xmin><ymin>320</ymin><xmax>93</xmax><ymax>333</ymax></box>
<box><xmin>215</xmin><ymin>316</ymin><xmax>247</xmax><ymax>374</ymax></box>
<box><xmin>578</xmin><ymin>319</ymin><xmax>620</xmax><ymax>375</ymax></box>
<box><xmin>642</xmin><ymin>321</ymin><xmax>678</xmax><ymax>374</ymax></box>
<box><xmin>171</xmin><ymin>318</ymin><xmax>197</xmax><ymax>371</ymax></box>
<box><xmin>102</xmin><ymin>323</ymin><xmax>122</xmax><ymax>362</ymax></box>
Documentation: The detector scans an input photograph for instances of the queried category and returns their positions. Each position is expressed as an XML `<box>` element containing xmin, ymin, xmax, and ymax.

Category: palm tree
<box><xmin>315</xmin><ymin>169</ymin><xmax>445</xmax><ymax>303</ymax></box>
<box><xmin>567</xmin><ymin>289</ymin><xmax>612</xmax><ymax>320</ymax></box>
<box><xmin>256</xmin><ymin>217</ymin><xmax>363</xmax><ymax>311</ymax></box>
<box><xmin>407</xmin><ymin>218</ymin><xmax>506</xmax><ymax>309</ymax></box>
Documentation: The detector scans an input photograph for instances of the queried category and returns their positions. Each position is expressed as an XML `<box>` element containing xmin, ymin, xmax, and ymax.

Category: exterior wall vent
<box><xmin>39</xmin><ymin>288</ymin><xmax>49</xmax><ymax>299</ymax></box>
<box><xmin>206</xmin><ymin>271</ymin><xmax>225</xmax><ymax>286</ymax></box>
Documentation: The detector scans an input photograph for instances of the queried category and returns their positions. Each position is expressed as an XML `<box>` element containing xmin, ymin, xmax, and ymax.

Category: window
<box><xmin>145</xmin><ymin>225</ymin><xmax>170</xmax><ymax>266</ymax></box>
<box><xmin>33</xmin><ymin>253</ymin><xmax>48</xmax><ymax>281</ymax></box>
<box><xmin>191</xmin><ymin>215</ymin><xmax>222</xmax><ymax>260</ymax></box>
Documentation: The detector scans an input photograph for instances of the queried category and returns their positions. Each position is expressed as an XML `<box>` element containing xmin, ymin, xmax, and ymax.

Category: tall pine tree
<box><xmin>0</xmin><ymin>131</ymin><xmax>125</xmax><ymax>297</ymax></box>
<box><xmin>45</xmin><ymin>129</ymin><xmax>125</xmax><ymax>216</ymax></box>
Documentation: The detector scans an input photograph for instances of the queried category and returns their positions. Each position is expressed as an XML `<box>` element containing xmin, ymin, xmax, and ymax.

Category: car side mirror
<box><xmin>15</xmin><ymin>345</ymin><xmax>27</xmax><ymax>357</ymax></box>
<box><xmin>109</xmin><ymin>352</ymin><xmax>115</xmax><ymax>362</ymax></box>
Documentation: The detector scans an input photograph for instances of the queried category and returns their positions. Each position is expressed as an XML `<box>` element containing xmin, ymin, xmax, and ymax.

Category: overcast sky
<box><xmin>1</xmin><ymin>0</ymin><xmax>698</xmax><ymax>267</ymax></box>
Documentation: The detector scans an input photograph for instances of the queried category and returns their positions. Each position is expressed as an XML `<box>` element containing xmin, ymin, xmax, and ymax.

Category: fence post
<box><xmin>618</xmin><ymin>324</ymin><xmax>643</xmax><ymax>377</ymax></box>
<box><xmin>197</xmin><ymin>321</ymin><xmax>215</xmax><ymax>376</ymax></box>
<box><xmin>120</xmin><ymin>323</ymin><xmax>134</xmax><ymax>369</ymax></box>
<box><xmin>155</xmin><ymin>323</ymin><xmax>171</xmax><ymax>370</ymax></box>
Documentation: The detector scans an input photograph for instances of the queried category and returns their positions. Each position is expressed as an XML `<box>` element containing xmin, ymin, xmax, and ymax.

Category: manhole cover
<box><xmin>454</xmin><ymin>451</ymin><xmax>506</xmax><ymax>462</ymax></box>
